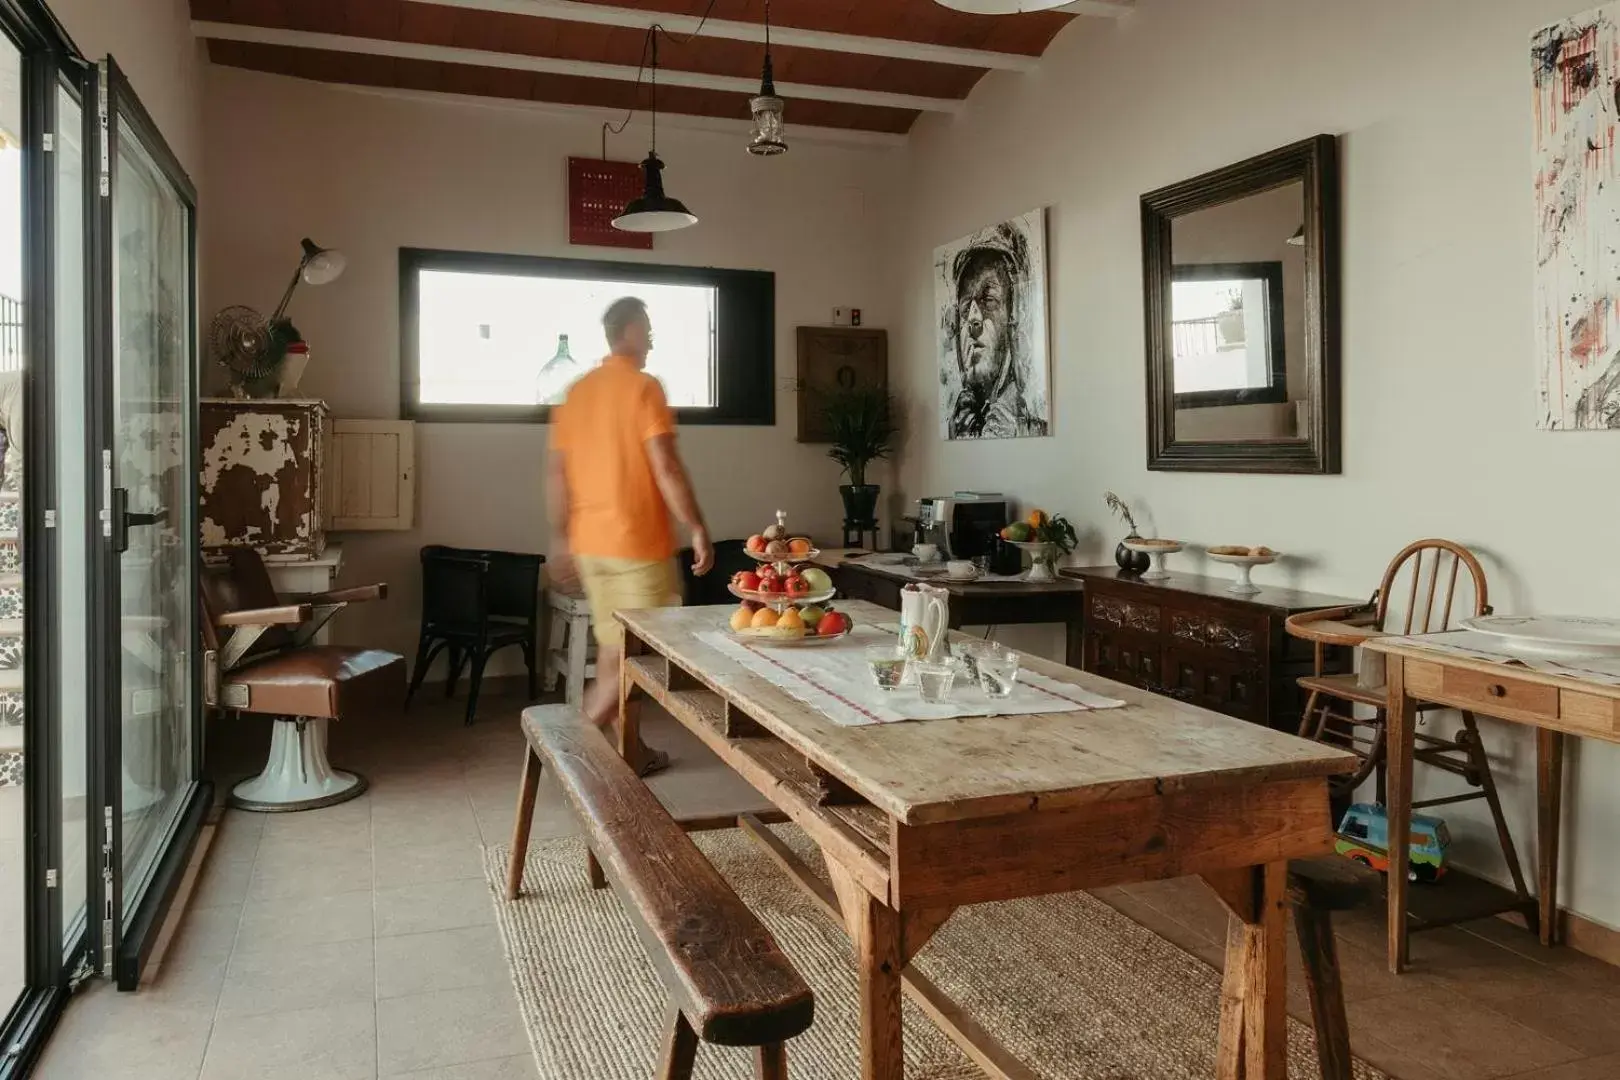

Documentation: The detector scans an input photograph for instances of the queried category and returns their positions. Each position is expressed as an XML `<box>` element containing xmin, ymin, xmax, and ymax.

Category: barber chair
<box><xmin>202</xmin><ymin>549</ymin><xmax>404</xmax><ymax>812</ymax></box>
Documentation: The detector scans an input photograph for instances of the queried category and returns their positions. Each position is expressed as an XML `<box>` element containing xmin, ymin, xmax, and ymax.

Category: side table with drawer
<box><xmin>1064</xmin><ymin>567</ymin><xmax>1359</xmax><ymax>733</ymax></box>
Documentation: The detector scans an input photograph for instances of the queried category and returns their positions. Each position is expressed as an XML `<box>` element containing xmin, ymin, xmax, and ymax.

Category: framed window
<box><xmin>1170</xmin><ymin>260</ymin><xmax>1287</xmax><ymax>408</ymax></box>
<box><xmin>399</xmin><ymin>248</ymin><xmax>775</xmax><ymax>424</ymax></box>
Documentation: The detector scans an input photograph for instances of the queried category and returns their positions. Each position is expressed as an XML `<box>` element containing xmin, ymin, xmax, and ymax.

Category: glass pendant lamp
<box><xmin>748</xmin><ymin>0</ymin><xmax>787</xmax><ymax>156</ymax></box>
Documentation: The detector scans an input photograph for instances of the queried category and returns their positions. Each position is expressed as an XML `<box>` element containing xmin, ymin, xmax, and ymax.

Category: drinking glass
<box><xmin>912</xmin><ymin>660</ymin><xmax>957</xmax><ymax>703</ymax></box>
<box><xmin>951</xmin><ymin>638</ymin><xmax>999</xmax><ymax>683</ymax></box>
<box><xmin>865</xmin><ymin>644</ymin><xmax>907</xmax><ymax>692</ymax></box>
<box><xmin>976</xmin><ymin>647</ymin><xmax>1021</xmax><ymax>698</ymax></box>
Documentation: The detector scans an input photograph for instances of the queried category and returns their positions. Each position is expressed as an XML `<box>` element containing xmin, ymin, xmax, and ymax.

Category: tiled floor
<box><xmin>28</xmin><ymin>680</ymin><xmax>1620</xmax><ymax>1080</ymax></box>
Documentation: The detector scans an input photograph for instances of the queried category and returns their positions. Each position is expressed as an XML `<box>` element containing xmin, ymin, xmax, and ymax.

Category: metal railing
<box><xmin>0</xmin><ymin>295</ymin><xmax>20</xmax><ymax>372</ymax></box>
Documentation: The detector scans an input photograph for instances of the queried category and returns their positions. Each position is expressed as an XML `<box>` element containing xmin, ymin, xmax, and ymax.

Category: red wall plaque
<box><xmin>568</xmin><ymin>157</ymin><xmax>653</xmax><ymax>250</ymax></box>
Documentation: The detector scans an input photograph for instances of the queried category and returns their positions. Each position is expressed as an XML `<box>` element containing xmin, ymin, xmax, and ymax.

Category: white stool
<box><xmin>543</xmin><ymin>587</ymin><xmax>595</xmax><ymax>705</ymax></box>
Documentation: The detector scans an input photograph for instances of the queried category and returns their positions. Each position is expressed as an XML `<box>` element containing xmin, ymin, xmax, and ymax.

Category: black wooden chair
<box><xmin>405</xmin><ymin>545</ymin><xmax>544</xmax><ymax>725</ymax></box>
<box><xmin>678</xmin><ymin>539</ymin><xmax>755</xmax><ymax>606</ymax></box>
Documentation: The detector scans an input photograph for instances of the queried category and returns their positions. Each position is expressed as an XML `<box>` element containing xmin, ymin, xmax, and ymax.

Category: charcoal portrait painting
<box><xmin>935</xmin><ymin>209</ymin><xmax>1051</xmax><ymax>440</ymax></box>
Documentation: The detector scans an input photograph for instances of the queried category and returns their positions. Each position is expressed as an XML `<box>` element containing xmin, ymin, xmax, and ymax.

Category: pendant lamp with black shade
<box><xmin>613</xmin><ymin>35</ymin><xmax>699</xmax><ymax>233</ymax></box>
<box><xmin>748</xmin><ymin>0</ymin><xmax>787</xmax><ymax>156</ymax></box>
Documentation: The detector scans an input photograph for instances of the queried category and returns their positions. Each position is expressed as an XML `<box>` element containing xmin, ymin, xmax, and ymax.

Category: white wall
<box><xmin>201</xmin><ymin>67</ymin><xmax>899</xmax><ymax>667</ymax></box>
<box><xmin>888</xmin><ymin>0</ymin><xmax>1620</xmax><ymax>927</ymax></box>
<box><xmin>50</xmin><ymin>0</ymin><xmax>204</xmax><ymax>179</ymax></box>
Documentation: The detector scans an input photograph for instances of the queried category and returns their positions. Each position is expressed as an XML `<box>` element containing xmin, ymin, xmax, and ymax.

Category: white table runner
<box><xmin>698</xmin><ymin>626</ymin><xmax>1126</xmax><ymax>727</ymax></box>
<box><xmin>1379</xmin><ymin>630</ymin><xmax>1620</xmax><ymax>686</ymax></box>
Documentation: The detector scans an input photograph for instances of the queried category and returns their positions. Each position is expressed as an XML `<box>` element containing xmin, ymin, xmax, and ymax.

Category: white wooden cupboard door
<box><xmin>327</xmin><ymin>419</ymin><xmax>416</xmax><ymax>530</ymax></box>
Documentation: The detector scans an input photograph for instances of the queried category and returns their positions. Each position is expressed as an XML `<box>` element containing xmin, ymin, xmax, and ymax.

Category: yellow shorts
<box><xmin>574</xmin><ymin>556</ymin><xmax>682</xmax><ymax>648</ymax></box>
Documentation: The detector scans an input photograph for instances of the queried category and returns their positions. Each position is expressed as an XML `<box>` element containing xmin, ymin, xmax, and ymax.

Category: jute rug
<box><xmin>483</xmin><ymin>826</ymin><xmax>1388</xmax><ymax>1080</ymax></box>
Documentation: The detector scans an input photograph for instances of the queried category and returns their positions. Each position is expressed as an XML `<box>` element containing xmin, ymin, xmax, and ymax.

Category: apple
<box><xmin>733</xmin><ymin>570</ymin><xmax>761</xmax><ymax>592</ymax></box>
<box><xmin>798</xmin><ymin>605</ymin><xmax>826</xmax><ymax>629</ymax></box>
<box><xmin>757</xmin><ymin>573</ymin><xmax>783</xmax><ymax>595</ymax></box>
<box><xmin>745</xmin><ymin>534</ymin><xmax>767</xmax><ymax>553</ymax></box>
<box><xmin>817</xmin><ymin>611</ymin><xmax>851</xmax><ymax>636</ymax></box>
<box><xmin>784</xmin><ymin>574</ymin><xmax>811</xmax><ymax>598</ymax></box>
<box><xmin>800</xmin><ymin>567</ymin><xmax>833</xmax><ymax>594</ymax></box>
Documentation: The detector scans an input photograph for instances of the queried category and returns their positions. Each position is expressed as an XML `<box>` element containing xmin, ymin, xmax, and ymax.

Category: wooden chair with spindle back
<box><xmin>1285</xmin><ymin>540</ymin><xmax>1531</xmax><ymax>896</ymax></box>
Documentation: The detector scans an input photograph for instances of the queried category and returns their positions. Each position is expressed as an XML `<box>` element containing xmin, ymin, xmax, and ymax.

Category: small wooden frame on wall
<box><xmin>796</xmin><ymin>327</ymin><xmax>888</xmax><ymax>443</ymax></box>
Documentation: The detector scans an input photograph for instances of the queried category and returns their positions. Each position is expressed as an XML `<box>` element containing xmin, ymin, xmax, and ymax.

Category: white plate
<box><xmin>1459</xmin><ymin>615</ymin><xmax>1620</xmax><ymax>658</ymax></box>
<box><xmin>1123</xmin><ymin>539</ymin><xmax>1185</xmax><ymax>554</ymax></box>
<box><xmin>727</xmin><ymin>627</ymin><xmax>854</xmax><ymax>648</ymax></box>
<box><xmin>1207</xmin><ymin>550</ymin><xmax>1279</xmax><ymax>567</ymax></box>
<box><xmin>746</xmin><ymin>547</ymin><xmax>821</xmax><ymax>564</ymax></box>
<box><xmin>728</xmin><ymin>583</ymin><xmax>836</xmax><ymax>606</ymax></box>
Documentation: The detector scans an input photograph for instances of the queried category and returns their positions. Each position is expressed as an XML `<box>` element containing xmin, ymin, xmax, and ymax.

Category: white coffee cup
<box><xmin>946</xmin><ymin>559</ymin><xmax>976</xmax><ymax>579</ymax></box>
<box><xmin>912</xmin><ymin>543</ymin><xmax>939</xmax><ymax>562</ymax></box>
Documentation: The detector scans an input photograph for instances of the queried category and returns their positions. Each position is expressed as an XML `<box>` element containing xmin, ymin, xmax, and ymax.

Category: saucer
<box><xmin>943</xmin><ymin>570</ymin><xmax>982</xmax><ymax>583</ymax></box>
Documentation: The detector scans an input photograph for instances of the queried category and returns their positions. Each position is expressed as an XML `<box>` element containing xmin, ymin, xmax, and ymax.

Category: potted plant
<box><xmin>823</xmin><ymin>387</ymin><xmax>897</xmax><ymax>526</ymax></box>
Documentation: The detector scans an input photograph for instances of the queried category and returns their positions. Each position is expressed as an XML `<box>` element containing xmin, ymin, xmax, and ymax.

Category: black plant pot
<box><xmin>839</xmin><ymin>483</ymin><xmax>880</xmax><ymax>525</ymax></box>
<box><xmin>1115</xmin><ymin>533</ymin><xmax>1151</xmax><ymax>575</ymax></box>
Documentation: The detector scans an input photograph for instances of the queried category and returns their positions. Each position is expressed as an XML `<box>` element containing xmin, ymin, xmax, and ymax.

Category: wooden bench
<box><xmin>505</xmin><ymin>705</ymin><xmax>814</xmax><ymax>1079</ymax></box>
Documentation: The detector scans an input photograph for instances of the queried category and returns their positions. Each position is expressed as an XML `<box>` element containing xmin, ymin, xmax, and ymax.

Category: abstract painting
<box><xmin>1534</xmin><ymin>4</ymin><xmax>1620</xmax><ymax>429</ymax></box>
<box><xmin>935</xmin><ymin>208</ymin><xmax>1050</xmax><ymax>439</ymax></box>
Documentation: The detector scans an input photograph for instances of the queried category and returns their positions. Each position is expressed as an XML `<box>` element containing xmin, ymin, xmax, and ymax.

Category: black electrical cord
<box><xmin>599</xmin><ymin>0</ymin><xmax>723</xmax><ymax>159</ymax></box>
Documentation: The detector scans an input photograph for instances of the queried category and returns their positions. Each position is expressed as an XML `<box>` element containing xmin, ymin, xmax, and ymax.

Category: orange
<box><xmin>788</xmin><ymin>537</ymin><xmax>812</xmax><ymax>555</ymax></box>
<box><xmin>1027</xmin><ymin>509</ymin><xmax>1047</xmax><ymax>528</ymax></box>
<box><xmin>749</xmin><ymin>607</ymin><xmax>779</xmax><ymax>629</ymax></box>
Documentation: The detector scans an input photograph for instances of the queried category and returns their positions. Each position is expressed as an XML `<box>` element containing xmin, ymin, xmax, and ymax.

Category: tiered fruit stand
<box><xmin>726</xmin><ymin>511</ymin><xmax>853</xmax><ymax>646</ymax></box>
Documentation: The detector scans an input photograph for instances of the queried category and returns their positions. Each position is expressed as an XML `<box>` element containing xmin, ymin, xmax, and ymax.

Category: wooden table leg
<box><xmin>850</xmin><ymin>884</ymin><xmax>904</xmax><ymax>1080</ymax></box>
<box><xmin>618</xmin><ymin>632</ymin><xmax>644</xmax><ymax>762</ymax></box>
<box><xmin>1384</xmin><ymin>656</ymin><xmax>1416</xmax><ymax>973</ymax></box>
<box><xmin>1537</xmin><ymin>727</ymin><xmax>1565</xmax><ymax>947</ymax></box>
<box><xmin>1209</xmin><ymin>863</ymin><xmax>1288</xmax><ymax>1080</ymax></box>
<box><xmin>1065</xmin><ymin>613</ymin><xmax>1084</xmax><ymax>669</ymax></box>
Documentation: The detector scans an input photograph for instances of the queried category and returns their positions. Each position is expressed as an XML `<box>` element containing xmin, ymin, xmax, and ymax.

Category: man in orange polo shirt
<box><xmin>547</xmin><ymin>296</ymin><xmax>714</xmax><ymax>775</ymax></box>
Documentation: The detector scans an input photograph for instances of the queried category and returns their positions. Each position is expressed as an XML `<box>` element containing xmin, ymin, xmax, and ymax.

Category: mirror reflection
<box><xmin>1169</xmin><ymin>181</ymin><xmax>1307</xmax><ymax>442</ymax></box>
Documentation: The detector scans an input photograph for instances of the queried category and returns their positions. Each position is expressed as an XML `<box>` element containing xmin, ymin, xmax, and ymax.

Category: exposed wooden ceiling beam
<box><xmin>192</xmin><ymin>21</ymin><xmax>967</xmax><ymax>113</ymax></box>
<box><xmin>1057</xmin><ymin>0</ymin><xmax>1134</xmax><ymax>15</ymax></box>
<box><xmin>404</xmin><ymin>0</ymin><xmax>1040</xmax><ymax>72</ymax></box>
<box><xmin>329</xmin><ymin>82</ymin><xmax>909</xmax><ymax>147</ymax></box>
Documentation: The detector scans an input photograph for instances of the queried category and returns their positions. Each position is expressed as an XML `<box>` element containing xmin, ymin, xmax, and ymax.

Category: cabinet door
<box><xmin>1164</xmin><ymin>648</ymin><xmax>1266</xmax><ymax>722</ymax></box>
<box><xmin>327</xmin><ymin>419</ymin><xmax>416</xmax><ymax>530</ymax></box>
<box><xmin>1090</xmin><ymin>629</ymin><xmax>1161</xmax><ymax>689</ymax></box>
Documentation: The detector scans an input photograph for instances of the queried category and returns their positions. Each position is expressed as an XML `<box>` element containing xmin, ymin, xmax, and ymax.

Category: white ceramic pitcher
<box><xmin>899</xmin><ymin>583</ymin><xmax>950</xmax><ymax>663</ymax></box>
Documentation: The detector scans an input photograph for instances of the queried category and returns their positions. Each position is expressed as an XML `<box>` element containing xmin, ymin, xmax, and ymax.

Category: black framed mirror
<box><xmin>1142</xmin><ymin>135</ymin><xmax>1341</xmax><ymax>473</ymax></box>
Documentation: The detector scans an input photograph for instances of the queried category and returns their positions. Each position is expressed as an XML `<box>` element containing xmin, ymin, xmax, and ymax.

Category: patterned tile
<box><xmin>0</xmin><ymin>635</ymin><xmax>22</xmax><ymax>670</ymax></box>
<box><xmin>0</xmin><ymin>586</ymin><xmax>22</xmax><ymax>619</ymax></box>
<box><xmin>0</xmin><ymin>751</ymin><xmax>21</xmax><ymax>787</ymax></box>
<box><xmin>0</xmin><ymin>691</ymin><xmax>22</xmax><ymax>727</ymax></box>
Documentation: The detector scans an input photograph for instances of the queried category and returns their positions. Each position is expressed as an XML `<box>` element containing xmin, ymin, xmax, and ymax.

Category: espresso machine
<box><xmin>915</xmin><ymin>494</ymin><xmax>1012</xmax><ymax>560</ymax></box>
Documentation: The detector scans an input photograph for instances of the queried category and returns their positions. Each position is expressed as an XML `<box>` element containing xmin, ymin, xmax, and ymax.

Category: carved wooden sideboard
<box><xmin>1066</xmin><ymin>567</ymin><xmax>1357</xmax><ymax>732</ymax></box>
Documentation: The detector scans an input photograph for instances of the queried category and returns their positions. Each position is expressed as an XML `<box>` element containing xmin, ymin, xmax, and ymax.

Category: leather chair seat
<box><xmin>227</xmin><ymin>646</ymin><xmax>405</xmax><ymax>719</ymax></box>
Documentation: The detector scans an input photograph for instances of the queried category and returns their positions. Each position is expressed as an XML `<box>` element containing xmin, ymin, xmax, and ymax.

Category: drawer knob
<box><xmin>1487</xmin><ymin>684</ymin><xmax>1507</xmax><ymax>698</ymax></box>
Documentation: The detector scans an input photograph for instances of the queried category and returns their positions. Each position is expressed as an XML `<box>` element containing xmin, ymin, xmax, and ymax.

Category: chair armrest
<box><xmin>295</xmin><ymin>583</ymin><xmax>388</xmax><ymax>605</ymax></box>
<box><xmin>1285</xmin><ymin>605</ymin><xmax>1383</xmax><ymax>646</ymax></box>
<box><xmin>217</xmin><ymin>603</ymin><xmax>313</xmax><ymax>628</ymax></box>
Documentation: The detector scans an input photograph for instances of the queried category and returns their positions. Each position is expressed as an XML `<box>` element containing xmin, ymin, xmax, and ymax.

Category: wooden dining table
<box><xmin>616</xmin><ymin>601</ymin><xmax>1357</xmax><ymax>1080</ymax></box>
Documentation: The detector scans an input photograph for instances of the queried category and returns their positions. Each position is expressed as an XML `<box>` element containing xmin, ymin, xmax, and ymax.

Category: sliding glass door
<box><xmin>87</xmin><ymin>57</ymin><xmax>203</xmax><ymax>989</ymax></box>
<box><xmin>0</xmin><ymin>17</ymin><xmax>204</xmax><ymax>1069</ymax></box>
<box><xmin>0</xmin><ymin>0</ymin><xmax>92</xmax><ymax>1071</ymax></box>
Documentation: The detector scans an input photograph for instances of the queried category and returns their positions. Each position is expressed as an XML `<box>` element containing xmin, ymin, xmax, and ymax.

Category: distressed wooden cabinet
<box><xmin>199</xmin><ymin>398</ymin><xmax>329</xmax><ymax>560</ymax></box>
<box><xmin>1068</xmin><ymin>567</ymin><xmax>1357</xmax><ymax>732</ymax></box>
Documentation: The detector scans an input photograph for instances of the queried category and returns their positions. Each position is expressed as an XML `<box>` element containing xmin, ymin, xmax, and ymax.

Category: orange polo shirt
<box><xmin>550</xmin><ymin>354</ymin><xmax>678</xmax><ymax>560</ymax></box>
